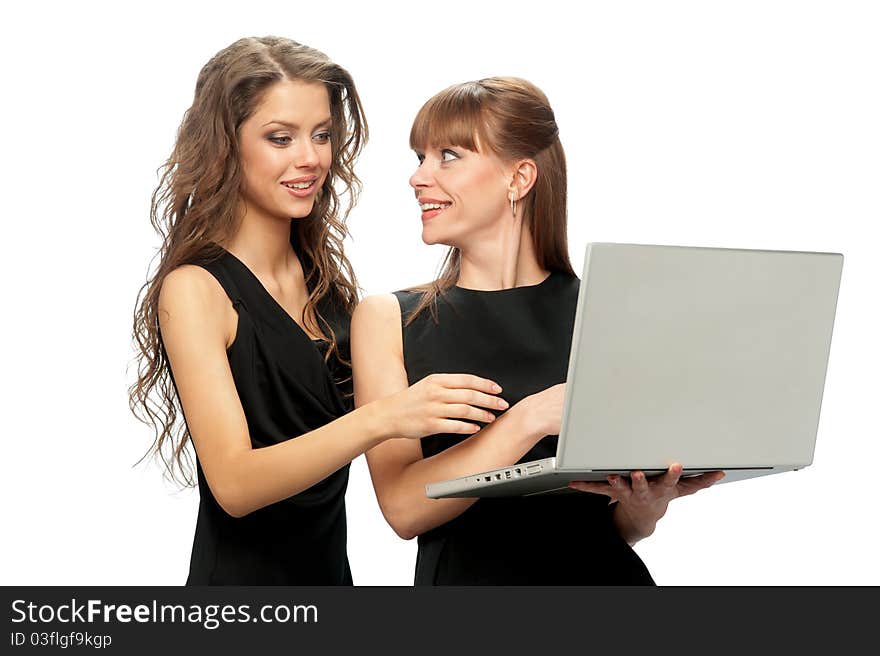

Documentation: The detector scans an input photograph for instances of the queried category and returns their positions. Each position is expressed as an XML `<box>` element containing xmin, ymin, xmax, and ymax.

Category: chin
<box><xmin>421</xmin><ymin>229</ymin><xmax>456</xmax><ymax>248</ymax></box>
<box><xmin>421</xmin><ymin>227</ymin><xmax>442</xmax><ymax>246</ymax></box>
<box><xmin>285</xmin><ymin>201</ymin><xmax>317</xmax><ymax>220</ymax></box>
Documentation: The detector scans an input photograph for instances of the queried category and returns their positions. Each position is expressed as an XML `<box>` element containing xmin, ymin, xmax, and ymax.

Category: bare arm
<box><xmin>160</xmin><ymin>267</ymin><xmax>507</xmax><ymax>519</ymax></box>
<box><xmin>352</xmin><ymin>294</ymin><xmax>559</xmax><ymax>540</ymax></box>
<box><xmin>159</xmin><ymin>266</ymin><xmax>391</xmax><ymax>518</ymax></box>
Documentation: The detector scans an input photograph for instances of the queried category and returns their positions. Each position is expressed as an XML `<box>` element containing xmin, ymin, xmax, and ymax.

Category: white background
<box><xmin>1</xmin><ymin>0</ymin><xmax>877</xmax><ymax>585</ymax></box>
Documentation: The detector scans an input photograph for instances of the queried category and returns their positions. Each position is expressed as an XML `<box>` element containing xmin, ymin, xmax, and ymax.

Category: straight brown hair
<box><xmin>406</xmin><ymin>77</ymin><xmax>573</xmax><ymax>323</ymax></box>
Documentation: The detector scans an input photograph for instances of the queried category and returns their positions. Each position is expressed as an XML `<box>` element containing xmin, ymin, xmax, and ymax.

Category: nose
<box><xmin>409</xmin><ymin>160</ymin><xmax>433</xmax><ymax>190</ymax></box>
<box><xmin>294</xmin><ymin>138</ymin><xmax>320</xmax><ymax>169</ymax></box>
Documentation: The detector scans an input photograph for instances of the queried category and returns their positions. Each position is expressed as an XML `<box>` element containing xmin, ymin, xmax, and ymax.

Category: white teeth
<box><xmin>283</xmin><ymin>181</ymin><xmax>314</xmax><ymax>189</ymax></box>
<box><xmin>419</xmin><ymin>202</ymin><xmax>451</xmax><ymax>211</ymax></box>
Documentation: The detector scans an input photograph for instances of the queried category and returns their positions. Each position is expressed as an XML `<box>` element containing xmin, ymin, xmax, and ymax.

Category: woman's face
<box><xmin>237</xmin><ymin>79</ymin><xmax>333</xmax><ymax>222</ymax></box>
<box><xmin>409</xmin><ymin>140</ymin><xmax>512</xmax><ymax>247</ymax></box>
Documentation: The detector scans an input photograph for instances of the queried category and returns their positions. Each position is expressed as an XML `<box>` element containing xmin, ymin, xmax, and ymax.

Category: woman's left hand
<box><xmin>569</xmin><ymin>464</ymin><xmax>725</xmax><ymax>541</ymax></box>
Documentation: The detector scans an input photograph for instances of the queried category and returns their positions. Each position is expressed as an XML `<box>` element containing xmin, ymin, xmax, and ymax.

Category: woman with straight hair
<box><xmin>130</xmin><ymin>37</ymin><xmax>504</xmax><ymax>585</ymax></box>
<box><xmin>352</xmin><ymin>77</ymin><xmax>723</xmax><ymax>585</ymax></box>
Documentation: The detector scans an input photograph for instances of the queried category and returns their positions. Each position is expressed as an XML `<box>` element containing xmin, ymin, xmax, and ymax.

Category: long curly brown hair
<box><xmin>406</xmin><ymin>77</ymin><xmax>574</xmax><ymax>324</ymax></box>
<box><xmin>129</xmin><ymin>36</ymin><xmax>368</xmax><ymax>486</ymax></box>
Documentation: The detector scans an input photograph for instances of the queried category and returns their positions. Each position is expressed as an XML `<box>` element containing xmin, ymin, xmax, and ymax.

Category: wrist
<box><xmin>356</xmin><ymin>398</ymin><xmax>393</xmax><ymax>448</ymax></box>
<box><xmin>612</xmin><ymin>502</ymin><xmax>657</xmax><ymax>545</ymax></box>
<box><xmin>507</xmin><ymin>399</ymin><xmax>546</xmax><ymax>448</ymax></box>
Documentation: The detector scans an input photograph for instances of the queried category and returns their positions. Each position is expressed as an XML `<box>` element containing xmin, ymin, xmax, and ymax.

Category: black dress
<box><xmin>394</xmin><ymin>270</ymin><xmax>655</xmax><ymax>585</ymax></box>
<box><xmin>177</xmin><ymin>249</ymin><xmax>353</xmax><ymax>585</ymax></box>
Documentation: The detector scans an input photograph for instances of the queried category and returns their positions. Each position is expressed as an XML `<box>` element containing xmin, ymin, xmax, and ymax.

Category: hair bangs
<box><xmin>409</xmin><ymin>82</ymin><xmax>491</xmax><ymax>153</ymax></box>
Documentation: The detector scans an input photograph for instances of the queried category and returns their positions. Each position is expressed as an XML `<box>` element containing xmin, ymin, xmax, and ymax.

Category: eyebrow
<box><xmin>262</xmin><ymin>118</ymin><xmax>333</xmax><ymax>129</ymax></box>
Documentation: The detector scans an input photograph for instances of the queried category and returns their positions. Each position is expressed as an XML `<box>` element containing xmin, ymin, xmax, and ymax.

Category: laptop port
<box><xmin>514</xmin><ymin>468</ymin><xmax>522</xmax><ymax>476</ymax></box>
<box><xmin>505</xmin><ymin>471</ymin><xmax>511</xmax><ymax>479</ymax></box>
<box><xmin>526</xmin><ymin>464</ymin><xmax>543</xmax><ymax>475</ymax></box>
<box><xmin>494</xmin><ymin>473</ymin><xmax>502</xmax><ymax>480</ymax></box>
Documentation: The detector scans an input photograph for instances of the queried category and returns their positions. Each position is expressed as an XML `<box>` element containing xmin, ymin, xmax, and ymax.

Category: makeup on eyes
<box><xmin>414</xmin><ymin>147</ymin><xmax>461</xmax><ymax>164</ymax></box>
<box><xmin>263</xmin><ymin>118</ymin><xmax>333</xmax><ymax>143</ymax></box>
<box><xmin>267</xmin><ymin>131</ymin><xmax>332</xmax><ymax>146</ymax></box>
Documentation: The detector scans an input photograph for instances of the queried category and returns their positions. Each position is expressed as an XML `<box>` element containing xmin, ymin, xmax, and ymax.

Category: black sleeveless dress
<box><xmin>394</xmin><ymin>270</ymin><xmax>655</xmax><ymax>585</ymax></box>
<box><xmin>176</xmin><ymin>249</ymin><xmax>353</xmax><ymax>585</ymax></box>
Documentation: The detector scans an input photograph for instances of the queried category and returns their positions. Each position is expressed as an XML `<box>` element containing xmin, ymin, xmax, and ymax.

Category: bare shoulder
<box><xmin>158</xmin><ymin>264</ymin><xmax>234</xmax><ymax>345</ymax></box>
<box><xmin>352</xmin><ymin>293</ymin><xmax>401</xmax><ymax>332</ymax></box>
<box><xmin>351</xmin><ymin>293</ymin><xmax>402</xmax><ymax>354</ymax></box>
<box><xmin>159</xmin><ymin>264</ymin><xmax>226</xmax><ymax>310</ymax></box>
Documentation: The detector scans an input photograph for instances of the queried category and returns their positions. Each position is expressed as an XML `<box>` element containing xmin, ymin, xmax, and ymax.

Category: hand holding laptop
<box><xmin>569</xmin><ymin>464</ymin><xmax>725</xmax><ymax>543</ymax></box>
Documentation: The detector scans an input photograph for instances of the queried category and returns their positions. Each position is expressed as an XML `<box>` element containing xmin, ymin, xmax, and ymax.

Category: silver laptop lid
<box><xmin>556</xmin><ymin>243</ymin><xmax>842</xmax><ymax>471</ymax></box>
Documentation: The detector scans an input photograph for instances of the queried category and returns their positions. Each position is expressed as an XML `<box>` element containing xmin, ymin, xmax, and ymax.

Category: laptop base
<box><xmin>426</xmin><ymin>459</ymin><xmax>797</xmax><ymax>499</ymax></box>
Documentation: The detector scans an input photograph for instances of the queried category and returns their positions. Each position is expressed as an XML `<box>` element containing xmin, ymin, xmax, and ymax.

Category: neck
<box><xmin>224</xmin><ymin>201</ymin><xmax>301</xmax><ymax>279</ymax></box>
<box><xmin>455</xmin><ymin>216</ymin><xmax>548</xmax><ymax>291</ymax></box>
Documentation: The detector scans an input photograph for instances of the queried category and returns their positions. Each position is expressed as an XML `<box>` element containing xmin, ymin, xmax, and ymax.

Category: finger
<box><xmin>677</xmin><ymin>473</ymin><xmax>724</xmax><ymax>496</ymax></box>
<box><xmin>607</xmin><ymin>475</ymin><xmax>633</xmax><ymax>500</ymax></box>
<box><xmin>431</xmin><ymin>419</ymin><xmax>483</xmax><ymax>435</ymax></box>
<box><xmin>569</xmin><ymin>481</ymin><xmax>617</xmax><ymax>499</ymax></box>
<box><xmin>661</xmin><ymin>462</ymin><xmax>683</xmax><ymax>489</ymax></box>
<box><xmin>676</xmin><ymin>483</ymin><xmax>711</xmax><ymax>498</ymax></box>
<box><xmin>442</xmin><ymin>388</ymin><xmax>509</xmax><ymax>411</ymax></box>
<box><xmin>436</xmin><ymin>373</ymin><xmax>503</xmax><ymax>394</ymax></box>
<box><xmin>444</xmin><ymin>403</ymin><xmax>497</xmax><ymax>424</ymax></box>
<box><xmin>629</xmin><ymin>471</ymin><xmax>649</xmax><ymax>495</ymax></box>
<box><xmin>685</xmin><ymin>471</ymin><xmax>725</xmax><ymax>486</ymax></box>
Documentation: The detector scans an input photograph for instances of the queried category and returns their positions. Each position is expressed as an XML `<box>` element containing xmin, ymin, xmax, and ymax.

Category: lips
<box><xmin>281</xmin><ymin>177</ymin><xmax>319</xmax><ymax>198</ymax></box>
<box><xmin>418</xmin><ymin>197</ymin><xmax>452</xmax><ymax>210</ymax></box>
<box><xmin>418</xmin><ymin>197</ymin><xmax>452</xmax><ymax>221</ymax></box>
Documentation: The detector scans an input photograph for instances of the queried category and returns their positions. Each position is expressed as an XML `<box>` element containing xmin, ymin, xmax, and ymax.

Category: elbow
<box><xmin>212</xmin><ymin>482</ymin><xmax>254</xmax><ymax>519</ymax></box>
<box><xmin>377</xmin><ymin>495</ymin><xmax>420</xmax><ymax>541</ymax></box>
<box><xmin>392</xmin><ymin>522</ymin><xmax>419</xmax><ymax>542</ymax></box>
<box><xmin>385</xmin><ymin>508</ymin><xmax>420</xmax><ymax>541</ymax></box>
<box><xmin>203</xmin><ymin>454</ymin><xmax>265</xmax><ymax>519</ymax></box>
<box><xmin>223</xmin><ymin>502</ymin><xmax>251</xmax><ymax>520</ymax></box>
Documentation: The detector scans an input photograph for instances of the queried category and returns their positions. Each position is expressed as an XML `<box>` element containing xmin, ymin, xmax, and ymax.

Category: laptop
<box><xmin>426</xmin><ymin>243</ymin><xmax>843</xmax><ymax>499</ymax></box>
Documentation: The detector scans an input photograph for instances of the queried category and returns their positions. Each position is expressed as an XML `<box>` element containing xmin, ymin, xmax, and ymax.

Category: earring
<box><xmin>510</xmin><ymin>196</ymin><xmax>517</xmax><ymax>218</ymax></box>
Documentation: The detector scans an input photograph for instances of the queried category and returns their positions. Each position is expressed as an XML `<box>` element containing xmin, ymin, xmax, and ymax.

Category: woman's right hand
<box><xmin>512</xmin><ymin>383</ymin><xmax>567</xmax><ymax>442</ymax></box>
<box><xmin>374</xmin><ymin>373</ymin><xmax>509</xmax><ymax>439</ymax></box>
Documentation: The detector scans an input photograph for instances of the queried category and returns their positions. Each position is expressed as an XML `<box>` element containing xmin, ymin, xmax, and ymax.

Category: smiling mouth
<box><xmin>281</xmin><ymin>178</ymin><xmax>320</xmax><ymax>199</ymax></box>
<box><xmin>419</xmin><ymin>201</ymin><xmax>452</xmax><ymax>223</ymax></box>
<box><xmin>419</xmin><ymin>201</ymin><xmax>451</xmax><ymax>222</ymax></box>
<box><xmin>419</xmin><ymin>201</ymin><xmax>451</xmax><ymax>211</ymax></box>
<box><xmin>282</xmin><ymin>180</ymin><xmax>316</xmax><ymax>190</ymax></box>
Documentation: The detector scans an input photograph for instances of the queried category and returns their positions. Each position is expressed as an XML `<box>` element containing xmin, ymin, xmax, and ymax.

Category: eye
<box><xmin>441</xmin><ymin>149</ymin><xmax>460</xmax><ymax>162</ymax></box>
<box><xmin>415</xmin><ymin>152</ymin><xmax>425</xmax><ymax>164</ymax></box>
<box><xmin>268</xmin><ymin>135</ymin><xmax>291</xmax><ymax>146</ymax></box>
<box><xmin>313</xmin><ymin>131</ymin><xmax>331</xmax><ymax>143</ymax></box>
